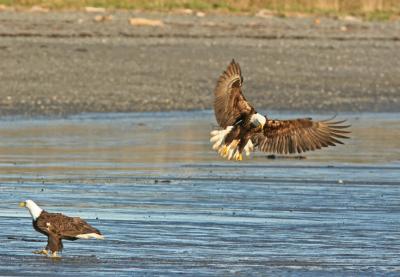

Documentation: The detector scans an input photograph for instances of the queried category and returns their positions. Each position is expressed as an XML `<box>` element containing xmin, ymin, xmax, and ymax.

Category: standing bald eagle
<box><xmin>20</xmin><ymin>200</ymin><xmax>104</xmax><ymax>258</ymax></box>
<box><xmin>210</xmin><ymin>59</ymin><xmax>350</xmax><ymax>160</ymax></box>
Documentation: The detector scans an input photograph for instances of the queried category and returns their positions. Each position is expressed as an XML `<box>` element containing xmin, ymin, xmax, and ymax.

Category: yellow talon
<box><xmin>33</xmin><ymin>249</ymin><xmax>48</xmax><ymax>255</ymax></box>
<box><xmin>233</xmin><ymin>151</ymin><xmax>243</xmax><ymax>161</ymax></box>
<box><xmin>219</xmin><ymin>145</ymin><xmax>228</xmax><ymax>156</ymax></box>
<box><xmin>50</xmin><ymin>251</ymin><xmax>61</xmax><ymax>259</ymax></box>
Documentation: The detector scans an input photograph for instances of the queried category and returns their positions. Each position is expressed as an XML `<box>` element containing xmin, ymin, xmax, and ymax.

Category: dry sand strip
<box><xmin>0</xmin><ymin>11</ymin><xmax>399</xmax><ymax>116</ymax></box>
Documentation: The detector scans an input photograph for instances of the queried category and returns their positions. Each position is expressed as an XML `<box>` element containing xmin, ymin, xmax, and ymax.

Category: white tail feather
<box><xmin>210</xmin><ymin>135</ymin><xmax>220</xmax><ymax>143</ymax></box>
<box><xmin>210</xmin><ymin>126</ymin><xmax>233</xmax><ymax>151</ymax></box>
<box><xmin>76</xmin><ymin>233</ymin><xmax>105</xmax><ymax>240</ymax></box>
<box><xmin>210</xmin><ymin>130</ymin><xmax>221</xmax><ymax>136</ymax></box>
<box><xmin>210</xmin><ymin>126</ymin><xmax>254</xmax><ymax>160</ymax></box>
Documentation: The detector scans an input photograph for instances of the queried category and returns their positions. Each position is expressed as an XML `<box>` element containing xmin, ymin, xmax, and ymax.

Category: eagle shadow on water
<box><xmin>210</xmin><ymin>59</ymin><xmax>351</xmax><ymax>161</ymax></box>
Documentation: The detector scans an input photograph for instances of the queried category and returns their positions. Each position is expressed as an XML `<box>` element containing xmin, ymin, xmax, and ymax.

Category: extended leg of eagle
<box><xmin>217</xmin><ymin>125</ymin><xmax>241</xmax><ymax>160</ymax></box>
<box><xmin>211</xmin><ymin>125</ymin><xmax>254</xmax><ymax>160</ymax></box>
<box><xmin>45</xmin><ymin>234</ymin><xmax>63</xmax><ymax>258</ymax></box>
<box><xmin>219</xmin><ymin>139</ymin><xmax>241</xmax><ymax>160</ymax></box>
<box><xmin>237</xmin><ymin>135</ymin><xmax>252</xmax><ymax>158</ymax></box>
<box><xmin>33</xmin><ymin>249</ymin><xmax>48</xmax><ymax>255</ymax></box>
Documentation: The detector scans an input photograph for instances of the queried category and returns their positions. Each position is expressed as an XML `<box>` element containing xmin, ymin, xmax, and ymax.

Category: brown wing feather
<box><xmin>36</xmin><ymin>211</ymin><xmax>101</xmax><ymax>239</ymax></box>
<box><xmin>252</xmin><ymin>118</ymin><xmax>350</xmax><ymax>154</ymax></box>
<box><xmin>214</xmin><ymin>59</ymin><xmax>255</xmax><ymax>128</ymax></box>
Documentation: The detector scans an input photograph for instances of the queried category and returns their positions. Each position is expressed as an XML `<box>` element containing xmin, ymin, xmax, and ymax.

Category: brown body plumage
<box><xmin>20</xmin><ymin>200</ymin><xmax>104</xmax><ymax>258</ymax></box>
<box><xmin>210</xmin><ymin>59</ymin><xmax>350</xmax><ymax>160</ymax></box>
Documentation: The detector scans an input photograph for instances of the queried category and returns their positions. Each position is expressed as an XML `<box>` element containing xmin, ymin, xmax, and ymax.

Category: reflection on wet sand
<box><xmin>0</xmin><ymin>112</ymin><xmax>398</xmax><ymax>169</ymax></box>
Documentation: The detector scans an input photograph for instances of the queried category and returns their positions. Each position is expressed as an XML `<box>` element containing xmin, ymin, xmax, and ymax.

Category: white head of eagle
<box><xmin>20</xmin><ymin>199</ymin><xmax>43</xmax><ymax>220</ymax></box>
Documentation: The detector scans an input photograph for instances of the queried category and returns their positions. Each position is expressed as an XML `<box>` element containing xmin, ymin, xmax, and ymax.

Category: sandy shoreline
<box><xmin>0</xmin><ymin>11</ymin><xmax>399</xmax><ymax>116</ymax></box>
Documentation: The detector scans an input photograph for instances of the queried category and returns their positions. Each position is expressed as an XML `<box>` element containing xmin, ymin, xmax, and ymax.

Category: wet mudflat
<box><xmin>0</xmin><ymin>111</ymin><xmax>399</xmax><ymax>276</ymax></box>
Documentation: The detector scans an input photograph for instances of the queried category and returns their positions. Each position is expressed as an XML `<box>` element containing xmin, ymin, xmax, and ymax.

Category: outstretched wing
<box><xmin>214</xmin><ymin>59</ymin><xmax>255</xmax><ymax>128</ymax></box>
<box><xmin>38</xmin><ymin>211</ymin><xmax>101</xmax><ymax>238</ymax></box>
<box><xmin>252</xmin><ymin>118</ymin><xmax>350</xmax><ymax>154</ymax></box>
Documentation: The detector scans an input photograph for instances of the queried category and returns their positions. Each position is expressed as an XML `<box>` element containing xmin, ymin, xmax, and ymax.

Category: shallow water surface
<box><xmin>0</xmin><ymin>111</ymin><xmax>399</xmax><ymax>276</ymax></box>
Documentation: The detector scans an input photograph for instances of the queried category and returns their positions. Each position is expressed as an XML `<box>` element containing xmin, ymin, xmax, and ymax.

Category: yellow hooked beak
<box><xmin>19</xmin><ymin>201</ymin><xmax>26</xmax><ymax>208</ymax></box>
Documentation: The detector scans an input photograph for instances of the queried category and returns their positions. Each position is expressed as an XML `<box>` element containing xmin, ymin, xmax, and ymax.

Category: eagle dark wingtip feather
<box><xmin>332</xmin><ymin>133</ymin><xmax>350</xmax><ymax>139</ymax></box>
<box><xmin>328</xmin><ymin>119</ymin><xmax>348</xmax><ymax>125</ymax></box>
<box><xmin>330</xmin><ymin>125</ymin><xmax>352</xmax><ymax>130</ymax></box>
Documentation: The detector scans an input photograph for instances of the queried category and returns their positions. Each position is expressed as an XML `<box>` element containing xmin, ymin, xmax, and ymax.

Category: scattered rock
<box><xmin>314</xmin><ymin>18</ymin><xmax>321</xmax><ymax>25</ymax></box>
<box><xmin>29</xmin><ymin>5</ymin><xmax>49</xmax><ymax>13</ymax></box>
<box><xmin>196</xmin><ymin>11</ymin><xmax>206</xmax><ymax>17</ymax></box>
<box><xmin>201</xmin><ymin>21</ymin><xmax>217</xmax><ymax>27</ymax></box>
<box><xmin>340</xmin><ymin>25</ymin><xmax>348</xmax><ymax>32</ymax></box>
<box><xmin>129</xmin><ymin>18</ymin><xmax>164</xmax><ymax>27</ymax></box>
<box><xmin>389</xmin><ymin>14</ymin><xmax>400</xmax><ymax>21</ymax></box>
<box><xmin>284</xmin><ymin>12</ymin><xmax>309</xmax><ymax>18</ymax></box>
<box><xmin>85</xmin><ymin>6</ymin><xmax>106</xmax><ymax>13</ymax></box>
<box><xmin>256</xmin><ymin>9</ymin><xmax>275</xmax><ymax>18</ymax></box>
<box><xmin>175</xmin><ymin>8</ymin><xmax>193</xmax><ymax>15</ymax></box>
<box><xmin>340</xmin><ymin>15</ymin><xmax>362</xmax><ymax>22</ymax></box>
<box><xmin>75</xmin><ymin>48</ymin><xmax>88</xmax><ymax>52</ymax></box>
<box><xmin>94</xmin><ymin>15</ymin><xmax>113</xmax><ymax>22</ymax></box>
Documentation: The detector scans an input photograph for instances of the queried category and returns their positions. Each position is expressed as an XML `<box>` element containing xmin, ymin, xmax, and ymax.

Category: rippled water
<box><xmin>0</xmin><ymin>111</ymin><xmax>399</xmax><ymax>276</ymax></box>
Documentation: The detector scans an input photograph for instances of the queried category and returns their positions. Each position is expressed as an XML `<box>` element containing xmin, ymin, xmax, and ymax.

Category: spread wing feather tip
<box><xmin>252</xmin><ymin>118</ymin><xmax>350</xmax><ymax>154</ymax></box>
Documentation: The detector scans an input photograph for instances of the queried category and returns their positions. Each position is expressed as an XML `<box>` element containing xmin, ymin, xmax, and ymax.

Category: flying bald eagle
<box><xmin>210</xmin><ymin>59</ymin><xmax>350</xmax><ymax>160</ymax></box>
<box><xmin>20</xmin><ymin>200</ymin><xmax>104</xmax><ymax>258</ymax></box>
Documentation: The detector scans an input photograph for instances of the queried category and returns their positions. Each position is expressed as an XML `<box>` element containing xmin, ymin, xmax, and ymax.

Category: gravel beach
<box><xmin>0</xmin><ymin>10</ymin><xmax>399</xmax><ymax>116</ymax></box>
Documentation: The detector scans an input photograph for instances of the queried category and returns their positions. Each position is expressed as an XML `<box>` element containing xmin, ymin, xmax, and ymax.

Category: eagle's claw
<box><xmin>33</xmin><ymin>249</ymin><xmax>48</xmax><ymax>255</ymax></box>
